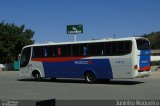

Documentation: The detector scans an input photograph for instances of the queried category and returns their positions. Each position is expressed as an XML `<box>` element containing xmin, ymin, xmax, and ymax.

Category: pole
<box><xmin>74</xmin><ymin>34</ymin><xmax>77</xmax><ymax>42</ymax></box>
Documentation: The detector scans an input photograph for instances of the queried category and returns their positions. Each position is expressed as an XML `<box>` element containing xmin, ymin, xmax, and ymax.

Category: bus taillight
<box><xmin>134</xmin><ymin>65</ymin><xmax>138</xmax><ymax>70</ymax></box>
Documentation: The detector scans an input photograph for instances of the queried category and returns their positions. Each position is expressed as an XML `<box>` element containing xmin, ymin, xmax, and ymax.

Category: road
<box><xmin>0</xmin><ymin>71</ymin><xmax>160</xmax><ymax>105</ymax></box>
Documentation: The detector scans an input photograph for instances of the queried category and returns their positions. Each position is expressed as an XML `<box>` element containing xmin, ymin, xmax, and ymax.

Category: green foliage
<box><xmin>142</xmin><ymin>31</ymin><xmax>160</xmax><ymax>49</ymax></box>
<box><xmin>0</xmin><ymin>21</ymin><xmax>34</xmax><ymax>63</ymax></box>
<box><xmin>151</xmin><ymin>60</ymin><xmax>160</xmax><ymax>66</ymax></box>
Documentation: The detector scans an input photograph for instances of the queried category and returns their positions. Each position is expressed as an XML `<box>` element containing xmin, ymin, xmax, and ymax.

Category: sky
<box><xmin>0</xmin><ymin>0</ymin><xmax>160</xmax><ymax>43</ymax></box>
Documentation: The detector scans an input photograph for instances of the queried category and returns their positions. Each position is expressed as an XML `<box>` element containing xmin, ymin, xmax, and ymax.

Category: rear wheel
<box><xmin>84</xmin><ymin>72</ymin><xmax>96</xmax><ymax>83</ymax></box>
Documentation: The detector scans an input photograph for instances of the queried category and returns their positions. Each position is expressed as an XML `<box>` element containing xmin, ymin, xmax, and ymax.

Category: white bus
<box><xmin>20</xmin><ymin>37</ymin><xmax>151</xmax><ymax>83</ymax></box>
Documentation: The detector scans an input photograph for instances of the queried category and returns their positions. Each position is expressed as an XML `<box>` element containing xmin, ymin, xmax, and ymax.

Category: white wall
<box><xmin>151</xmin><ymin>56</ymin><xmax>160</xmax><ymax>61</ymax></box>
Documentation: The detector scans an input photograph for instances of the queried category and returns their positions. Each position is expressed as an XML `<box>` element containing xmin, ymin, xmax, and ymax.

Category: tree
<box><xmin>0</xmin><ymin>21</ymin><xmax>34</xmax><ymax>63</ymax></box>
<box><xmin>142</xmin><ymin>31</ymin><xmax>160</xmax><ymax>49</ymax></box>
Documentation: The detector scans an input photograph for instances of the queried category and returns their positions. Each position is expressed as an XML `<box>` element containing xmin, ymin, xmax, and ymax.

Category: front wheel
<box><xmin>34</xmin><ymin>72</ymin><xmax>41</xmax><ymax>81</ymax></box>
<box><xmin>84</xmin><ymin>72</ymin><xmax>96</xmax><ymax>83</ymax></box>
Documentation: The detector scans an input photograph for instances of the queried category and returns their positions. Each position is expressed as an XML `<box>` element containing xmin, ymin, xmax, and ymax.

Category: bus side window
<box><xmin>52</xmin><ymin>46</ymin><xmax>57</xmax><ymax>57</ymax></box>
<box><xmin>79</xmin><ymin>44</ymin><xmax>88</xmax><ymax>56</ymax></box>
<box><xmin>88</xmin><ymin>43</ymin><xmax>96</xmax><ymax>56</ymax></box>
<box><xmin>44</xmin><ymin>48</ymin><xmax>47</xmax><ymax>57</ymax></box>
<box><xmin>43</xmin><ymin>46</ymin><xmax>55</xmax><ymax>57</ymax></box>
<box><xmin>88</xmin><ymin>43</ymin><xmax>104</xmax><ymax>56</ymax></box>
<box><xmin>58</xmin><ymin>47</ymin><xmax>61</xmax><ymax>56</ymax></box>
<box><xmin>125</xmin><ymin>41</ymin><xmax>132</xmax><ymax>52</ymax></box>
<box><xmin>60</xmin><ymin>45</ymin><xmax>70</xmax><ymax>57</ymax></box>
<box><xmin>116</xmin><ymin>41</ymin><xmax>132</xmax><ymax>55</ymax></box>
<box><xmin>104</xmin><ymin>42</ymin><xmax>112</xmax><ymax>56</ymax></box>
<box><xmin>96</xmin><ymin>43</ymin><xmax>104</xmax><ymax>56</ymax></box>
<box><xmin>32</xmin><ymin>47</ymin><xmax>44</xmax><ymax>58</ymax></box>
<box><xmin>83</xmin><ymin>46</ymin><xmax>87</xmax><ymax>56</ymax></box>
<box><xmin>72</xmin><ymin>44</ymin><xmax>80</xmax><ymax>56</ymax></box>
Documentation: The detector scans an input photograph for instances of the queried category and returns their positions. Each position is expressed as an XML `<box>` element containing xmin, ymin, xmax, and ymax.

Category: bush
<box><xmin>151</xmin><ymin>60</ymin><xmax>160</xmax><ymax>66</ymax></box>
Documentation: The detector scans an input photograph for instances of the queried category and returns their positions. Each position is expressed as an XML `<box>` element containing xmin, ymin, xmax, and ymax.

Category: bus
<box><xmin>20</xmin><ymin>37</ymin><xmax>151</xmax><ymax>83</ymax></box>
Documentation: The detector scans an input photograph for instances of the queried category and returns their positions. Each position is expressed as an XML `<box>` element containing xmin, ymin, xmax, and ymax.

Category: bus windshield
<box><xmin>20</xmin><ymin>47</ymin><xmax>31</xmax><ymax>67</ymax></box>
<box><xmin>136</xmin><ymin>39</ymin><xmax>150</xmax><ymax>50</ymax></box>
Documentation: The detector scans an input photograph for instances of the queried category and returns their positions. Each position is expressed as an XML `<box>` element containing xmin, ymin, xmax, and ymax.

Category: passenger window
<box><xmin>83</xmin><ymin>46</ymin><xmax>87</xmax><ymax>56</ymax></box>
<box><xmin>57</xmin><ymin>45</ymin><xmax>71</xmax><ymax>57</ymax></box>
<box><xmin>89</xmin><ymin>43</ymin><xmax>104</xmax><ymax>56</ymax></box>
<box><xmin>111</xmin><ymin>41</ymin><xmax>132</xmax><ymax>56</ymax></box>
<box><xmin>32</xmin><ymin>47</ymin><xmax>44</xmax><ymax>58</ymax></box>
<box><xmin>80</xmin><ymin>44</ymin><xmax>88</xmax><ymax>56</ymax></box>
<box><xmin>72</xmin><ymin>44</ymin><xmax>80</xmax><ymax>56</ymax></box>
<box><xmin>43</xmin><ymin>46</ymin><xmax>56</xmax><ymax>57</ymax></box>
<box><xmin>58</xmin><ymin>47</ymin><xmax>61</xmax><ymax>56</ymax></box>
<box><xmin>104</xmin><ymin>42</ymin><xmax>112</xmax><ymax>56</ymax></box>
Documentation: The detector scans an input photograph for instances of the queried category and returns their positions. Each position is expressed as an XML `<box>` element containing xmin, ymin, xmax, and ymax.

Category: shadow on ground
<box><xmin>18</xmin><ymin>78</ymin><xmax>144</xmax><ymax>85</ymax></box>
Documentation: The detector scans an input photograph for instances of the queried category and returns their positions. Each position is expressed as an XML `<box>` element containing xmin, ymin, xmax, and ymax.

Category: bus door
<box><xmin>20</xmin><ymin>47</ymin><xmax>31</xmax><ymax>77</ymax></box>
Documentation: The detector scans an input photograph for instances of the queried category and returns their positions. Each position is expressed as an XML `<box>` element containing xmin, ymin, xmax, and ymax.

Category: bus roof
<box><xmin>23</xmin><ymin>37</ymin><xmax>147</xmax><ymax>48</ymax></box>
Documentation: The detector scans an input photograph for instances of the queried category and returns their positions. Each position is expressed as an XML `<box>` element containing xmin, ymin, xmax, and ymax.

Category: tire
<box><xmin>84</xmin><ymin>72</ymin><xmax>96</xmax><ymax>83</ymax></box>
<box><xmin>34</xmin><ymin>72</ymin><xmax>41</xmax><ymax>81</ymax></box>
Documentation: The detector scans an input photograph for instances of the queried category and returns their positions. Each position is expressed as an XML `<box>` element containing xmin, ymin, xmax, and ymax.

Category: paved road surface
<box><xmin>0</xmin><ymin>71</ymin><xmax>160</xmax><ymax>105</ymax></box>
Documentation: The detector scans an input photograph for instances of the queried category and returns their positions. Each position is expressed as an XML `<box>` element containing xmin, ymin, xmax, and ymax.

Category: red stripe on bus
<box><xmin>31</xmin><ymin>57</ymin><xmax>87</xmax><ymax>62</ymax></box>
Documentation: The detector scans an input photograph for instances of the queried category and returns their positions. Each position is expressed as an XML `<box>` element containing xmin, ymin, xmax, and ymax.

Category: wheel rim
<box><xmin>85</xmin><ymin>73</ymin><xmax>95</xmax><ymax>83</ymax></box>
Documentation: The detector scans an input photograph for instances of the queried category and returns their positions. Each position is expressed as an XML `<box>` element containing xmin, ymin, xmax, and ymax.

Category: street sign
<box><xmin>67</xmin><ymin>25</ymin><xmax>83</xmax><ymax>34</ymax></box>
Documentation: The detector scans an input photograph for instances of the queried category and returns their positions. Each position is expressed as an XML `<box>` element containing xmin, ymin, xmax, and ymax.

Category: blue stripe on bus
<box><xmin>42</xmin><ymin>59</ymin><xmax>113</xmax><ymax>79</ymax></box>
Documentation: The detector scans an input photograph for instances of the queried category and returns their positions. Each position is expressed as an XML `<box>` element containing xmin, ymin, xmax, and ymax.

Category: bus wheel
<box><xmin>84</xmin><ymin>72</ymin><xmax>96</xmax><ymax>83</ymax></box>
<box><xmin>34</xmin><ymin>72</ymin><xmax>41</xmax><ymax>81</ymax></box>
